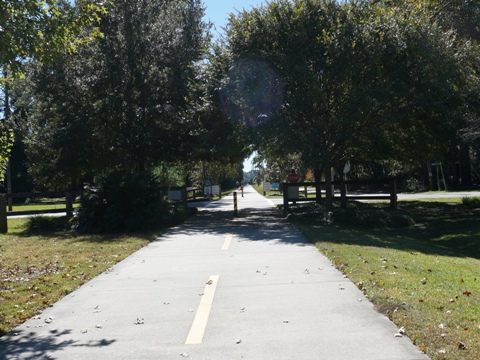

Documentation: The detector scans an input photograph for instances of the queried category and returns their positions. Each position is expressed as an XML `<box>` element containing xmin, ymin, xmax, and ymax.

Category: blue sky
<box><xmin>202</xmin><ymin>1</ymin><xmax>268</xmax><ymax>171</ymax></box>
<box><xmin>202</xmin><ymin>0</ymin><xmax>268</xmax><ymax>39</ymax></box>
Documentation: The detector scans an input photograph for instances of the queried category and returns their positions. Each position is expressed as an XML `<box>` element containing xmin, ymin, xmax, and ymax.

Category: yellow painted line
<box><xmin>185</xmin><ymin>275</ymin><xmax>220</xmax><ymax>345</ymax></box>
<box><xmin>221</xmin><ymin>234</ymin><xmax>233</xmax><ymax>250</ymax></box>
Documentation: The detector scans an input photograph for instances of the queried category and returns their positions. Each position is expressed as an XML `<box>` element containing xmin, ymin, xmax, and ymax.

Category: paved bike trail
<box><xmin>0</xmin><ymin>185</ymin><xmax>429</xmax><ymax>359</ymax></box>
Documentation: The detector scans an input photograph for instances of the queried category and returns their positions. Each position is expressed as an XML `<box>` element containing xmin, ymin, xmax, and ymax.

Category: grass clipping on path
<box><xmin>0</xmin><ymin>218</ymin><xmax>151</xmax><ymax>337</ymax></box>
<box><xmin>293</xmin><ymin>200</ymin><xmax>480</xmax><ymax>360</ymax></box>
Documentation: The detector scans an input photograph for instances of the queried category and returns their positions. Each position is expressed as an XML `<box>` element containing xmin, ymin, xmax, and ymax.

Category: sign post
<box><xmin>204</xmin><ymin>179</ymin><xmax>212</xmax><ymax>199</ymax></box>
<box><xmin>212</xmin><ymin>185</ymin><xmax>220</xmax><ymax>198</ymax></box>
<box><xmin>263</xmin><ymin>182</ymin><xmax>271</xmax><ymax>195</ymax></box>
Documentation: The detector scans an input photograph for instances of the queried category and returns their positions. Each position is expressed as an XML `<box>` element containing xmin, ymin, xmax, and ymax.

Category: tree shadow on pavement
<box><xmin>0</xmin><ymin>329</ymin><xmax>116</xmax><ymax>360</ymax></box>
<box><xmin>160</xmin><ymin>204</ymin><xmax>313</xmax><ymax>247</ymax></box>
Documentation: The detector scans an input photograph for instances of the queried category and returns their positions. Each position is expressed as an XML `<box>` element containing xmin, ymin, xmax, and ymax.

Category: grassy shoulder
<box><xmin>6</xmin><ymin>199</ymin><xmax>80</xmax><ymax>213</ymax></box>
<box><xmin>0</xmin><ymin>217</ymin><xmax>157</xmax><ymax>337</ymax></box>
<box><xmin>286</xmin><ymin>199</ymin><xmax>480</xmax><ymax>360</ymax></box>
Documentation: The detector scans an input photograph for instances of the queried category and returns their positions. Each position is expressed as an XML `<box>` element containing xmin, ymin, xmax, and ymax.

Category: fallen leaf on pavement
<box><xmin>134</xmin><ymin>318</ymin><xmax>144</xmax><ymax>325</ymax></box>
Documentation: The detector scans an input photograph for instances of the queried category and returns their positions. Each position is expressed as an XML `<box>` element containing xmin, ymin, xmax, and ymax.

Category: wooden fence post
<box><xmin>390</xmin><ymin>179</ymin><xmax>397</xmax><ymax>209</ymax></box>
<box><xmin>65</xmin><ymin>192</ymin><xmax>73</xmax><ymax>218</ymax></box>
<box><xmin>0</xmin><ymin>195</ymin><xmax>7</xmax><ymax>233</ymax></box>
<box><xmin>182</xmin><ymin>186</ymin><xmax>188</xmax><ymax>210</ymax></box>
<box><xmin>340</xmin><ymin>178</ymin><xmax>347</xmax><ymax>208</ymax></box>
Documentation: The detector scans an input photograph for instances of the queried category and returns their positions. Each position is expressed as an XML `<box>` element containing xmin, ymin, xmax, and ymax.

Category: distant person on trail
<box><xmin>288</xmin><ymin>169</ymin><xmax>299</xmax><ymax>183</ymax></box>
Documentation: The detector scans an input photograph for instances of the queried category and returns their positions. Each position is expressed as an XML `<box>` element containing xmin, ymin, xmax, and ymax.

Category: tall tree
<box><xmin>14</xmin><ymin>59</ymin><xmax>100</xmax><ymax>190</ymax></box>
<box><xmin>18</xmin><ymin>0</ymin><xmax>212</xmax><ymax>189</ymax></box>
<box><xmin>225</xmin><ymin>0</ymin><xmax>473</xmax><ymax>208</ymax></box>
<box><xmin>81</xmin><ymin>0</ymin><xmax>211</xmax><ymax>173</ymax></box>
<box><xmin>1</xmin><ymin>0</ymin><xmax>104</xmax><ymax>183</ymax></box>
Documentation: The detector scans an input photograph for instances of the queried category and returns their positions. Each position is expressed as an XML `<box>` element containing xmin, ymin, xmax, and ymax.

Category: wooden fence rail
<box><xmin>282</xmin><ymin>179</ymin><xmax>397</xmax><ymax>212</ymax></box>
<box><xmin>0</xmin><ymin>185</ymin><xmax>220</xmax><ymax>233</ymax></box>
<box><xmin>0</xmin><ymin>192</ymin><xmax>75</xmax><ymax>234</ymax></box>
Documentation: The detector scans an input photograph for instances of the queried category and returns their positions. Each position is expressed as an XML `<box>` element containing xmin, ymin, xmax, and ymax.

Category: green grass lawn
<box><xmin>6</xmin><ymin>199</ymin><xmax>80</xmax><ymax>213</ymax></box>
<box><xmin>2</xmin><ymin>192</ymin><xmax>479</xmax><ymax>360</ymax></box>
<box><xmin>286</xmin><ymin>199</ymin><xmax>480</xmax><ymax>360</ymax></box>
<box><xmin>0</xmin><ymin>218</ymin><xmax>153</xmax><ymax>337</ymax></box>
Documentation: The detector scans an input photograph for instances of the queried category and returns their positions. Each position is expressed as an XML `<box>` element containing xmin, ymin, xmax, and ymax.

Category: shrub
<box><xmin>284</xmin><ymin>202</ymin><xmax>414</xmax><ymax>228</ymax></box>
<box><xmin>25</xmin><ymin>216</ymin><xmax>69</xmax><ymax>233</ymax></box>
<box><xmin>332</xmin><ymin>208</ymin><xmax>415</xmax><ymax>228</ymax></box>
<box><xmin>74</xmin><ymin>172</ymin><xmax>170</xmax><ymax>233</ymax></box>
<box><xmin>405</xmin><ymin>177</ymin><xmax>427</xmax><ymax>192</ymax></box>
<box><xmin>462</xmin><ymin>196</ymin><xmax>480</xmax><ymax>208</ymax></box>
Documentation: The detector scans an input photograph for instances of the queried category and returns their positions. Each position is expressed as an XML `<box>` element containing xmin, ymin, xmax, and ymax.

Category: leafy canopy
<box><xmin>0</xmin><ymin>0</ymin><xmax>105</xmax><ymax>73</ymax></box>
<box><xmin>225</xmin><ymin>0</ymin><xmax>474</xmax><ymax>171</ymax></box>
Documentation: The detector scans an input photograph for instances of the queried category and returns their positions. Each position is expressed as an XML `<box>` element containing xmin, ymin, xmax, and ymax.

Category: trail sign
<box><xmin>264</xmin><ymin>182</ymin><xmax>271</xmax><ymax>192</ymax></box>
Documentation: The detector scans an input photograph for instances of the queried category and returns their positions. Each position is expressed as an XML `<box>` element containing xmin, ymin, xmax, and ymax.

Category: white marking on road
<box><xmin>185</xmin><ymin>275</ymin><xmax>220</xmax><ymax>345</ymax></box>
<box><xmin>222</xmin><ymin>234</ymin><xmax>233</xmax><ymax>250</ymax></box>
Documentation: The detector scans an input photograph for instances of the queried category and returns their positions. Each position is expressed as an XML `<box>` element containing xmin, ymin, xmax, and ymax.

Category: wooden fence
<box><xmin>282</xmin><ymin>179</ymin><xmax>397</xmax><ymax>212</ymax></box>
<box><xmin>0</xmin><ymin>192</ymin><xmax>75</xmax><ymax>234</ymax></box>
<box><xmin>0</xmin><ymin>186</ymin><xmax>220</xmax><ymax>233</ymax></box>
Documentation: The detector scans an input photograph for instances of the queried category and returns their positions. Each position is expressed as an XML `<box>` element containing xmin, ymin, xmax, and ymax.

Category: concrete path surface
<box><xmin>0</xmin><ymin>185</ymin><xmax>429</xmax><ymax>360</ymax></box>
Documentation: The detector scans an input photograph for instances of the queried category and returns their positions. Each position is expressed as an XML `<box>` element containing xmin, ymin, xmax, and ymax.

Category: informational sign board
<box><xmin>212</xmin><ymin>185</ymin><xmax>220</xmax><ymax>195</ymax></box>
<box><xmin>264</xmin><ymin>182</ymin><xmax>271</xmax><ymax>192</ymax></box>
<box><xmin>168</xmin><ymin>190</ymin><xmax>182</xmax><ymax>201</ymax></box>
<box><xmin>204</xmin><ymin>186</ymin><xmax>212</xmax><ymax>195</ymax></box>
<box><xmin>288</xmin><ymin>186</ymin><xmax>299</xmax><ymax>199</ymax></box>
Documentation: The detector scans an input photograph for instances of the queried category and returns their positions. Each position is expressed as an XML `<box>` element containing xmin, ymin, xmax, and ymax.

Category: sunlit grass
<box><xmin>0</xmin><ymin>218</ymin><xmax>153</xmax><ymax>336</ymax></box>
<box><xmin>6</xmin><ymin>198</ymin><xmax>80</xmax><ymax>213</ymax></box>
<box><xmin>294</xmin><ymin>200</ymin><xmax>480</xmax><ymax>360</ymax></box>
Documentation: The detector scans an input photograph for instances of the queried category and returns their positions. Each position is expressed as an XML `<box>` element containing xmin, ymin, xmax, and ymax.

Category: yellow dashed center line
<box><xmin>221</xmin><ymin>234</ymin><xmax>233</xmax><ymax>250</ymax></box>
<box><xmin>185</xmin><ymin>275</ymin><xmax>220</xmax><ymax>345</ymax></box>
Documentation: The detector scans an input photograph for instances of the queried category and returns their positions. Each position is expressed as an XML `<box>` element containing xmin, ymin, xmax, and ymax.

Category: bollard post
<box><xmin>241</xmin><ymin>186</ymin><xmax>244</xmax><ymax>197</ymax></box>
<box><xmin>0</xmin><ymin>195</ymin><xmax>7</xmax><ymax>233</ymax></box>
<box><xmin>283</xmin><ymin>183</ymin><xmax>289</xmax><ymax>213</ymax></box>
<box><xmin>233</xmin><ymin>191</ymin><xmax>238</xmax><ymax>217</ymax></box>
